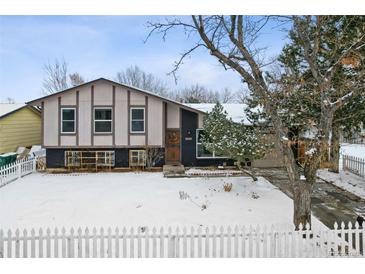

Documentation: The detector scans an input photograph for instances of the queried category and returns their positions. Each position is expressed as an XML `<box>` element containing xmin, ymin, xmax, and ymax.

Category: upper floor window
<box><xmin>94</xmin><ymin>108</ymin><xmax>112</xmax><ymax>133</ymax></box>
<box><xmin>130</xmin><ymin>107</ymin><xmax>145</xmax><ymax>133</ymax></box>
<box><xmin>61</xmin><ymin>108</ymin><xmax>76</xmax><ymax>133</ymax></box>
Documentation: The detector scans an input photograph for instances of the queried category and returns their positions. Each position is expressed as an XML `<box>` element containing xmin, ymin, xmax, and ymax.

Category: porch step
<box><xmin>163</xmin><ymin>164</ymin><xmax>186</xmax><ymax>178</ymax></box>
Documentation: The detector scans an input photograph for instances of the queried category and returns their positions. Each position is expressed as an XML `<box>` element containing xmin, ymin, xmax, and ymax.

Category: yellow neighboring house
<box><xmin>0</xmin><ymin>103</ymin><xmax>41</xmax><ymax>154</ymax></box>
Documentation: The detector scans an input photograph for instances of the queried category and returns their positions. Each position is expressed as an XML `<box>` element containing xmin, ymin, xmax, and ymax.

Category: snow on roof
<box><xmin>185</xmin><ymin>103</ymin><xmax>252</xmax><ymax>125</ymax></box>
<box><xmin>0</xmin><ymin>103</ymin><xmax>26</xmax><ymax>118</ymax></box>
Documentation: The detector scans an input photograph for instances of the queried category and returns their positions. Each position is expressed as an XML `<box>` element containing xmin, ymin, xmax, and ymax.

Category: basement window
<box><xmin>61</xmin><ymin>108</ymin><xmax>76</xmax><ymax>133</ymax></box>
<box><xmin>129</xmin><ymin>150</ymin><xmax>146</xmax><ymax>167</ymax></box>
<box><xmin>94</xmin><ymin>108</ymin><xmax>112</xmax><ymax>133</ymax></box>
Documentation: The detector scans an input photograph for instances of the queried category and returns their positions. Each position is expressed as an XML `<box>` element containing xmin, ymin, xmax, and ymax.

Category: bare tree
<box><xmin>235</xmin><ymin>88</ymin><xmax>250</xmax><ymax>103</ymax></box>
<box><xmin>69</xmin><ymin>73</ymin><xmax>85</xmax><ymax>87</ymax></box>
<box><xmin>42</xmin><ymin>59</ymin><xmax>68</xmax><ymax>95</ymax></box>
<box><xmin>145</xmin><ymin>147</ymin><xmax>164</xmax><ymax>167</ymax></box>
<box><xmin>4</xmin><ymin>97</ymin><xmax>15</xmax><ymax>104</ymax></box>
<box><xmin>147</xmin><ymin>16</ymin><xmax>365</xmax><ymax>227</ymax></box>
<box><xmin>116</xmin><ymin>65</ymin><xmax>170</xmax><ymax>97</ymax></box>
<box><xmin>42</xmin><ymin>59</ymin><xmax>85</xmax><ymax>95</ymax></box>
<box><xmin>220</xmin><ymin>88</ymin><xmax>235</xmax><ymax>103</ymax></box>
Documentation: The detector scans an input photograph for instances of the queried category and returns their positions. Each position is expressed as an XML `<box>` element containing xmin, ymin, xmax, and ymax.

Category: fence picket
<box><xmin>182</xmin><ymin>227</ymin><xmax>187</xmax><ymax>258</ymax></box>
<box><xmin>219</xmin><ymin>226</ymin><xmax>224</xmax><ymax>258</ymax></box>
<box><xmin>100</xmin><ymin>227</ymin><xmax>104</xmax><ymax>258</ymax></box>
<box><xmin>144</xmin><ymin>227</ymin><xmax>149</xmax><ymax>258</ymax></box>
<box><xmin>85</xmin><ymin>227</ymin><xmax>90</xmax><ymax>258</ymax></box>
<box><xmin>122</xmin><ymin>227</ymin><xmax>127</xmax><ymax>258</ymax></box>
<box><xmin>137</xmin><ymin>227</ymin><xmax>142</xmax><ymax>258</ymax></box>
<box><xmin>23</xmin><ymin>229</ymin><xmax>27</xmax><ymax>258</ymax></box>
<box><xmin>255</xmin><ymin>225</ymin><xmax>260</xmax><ymax>258</ymax></box>
<box><xmin>61</xmin><ymin>227</ymin><xmax>67</xmax><ymax>258</ymax></box>
<box><xmin>354</xmin><ymin>222</ymin><xmax>360</xmax><ymax>256</ymax></box>
<box><xmin>226</xmin><ymin>226</ymin><xmax>232</xmax><ymax>258</ymax></box>
<box><xmin>159</xmin><ymin>227</ymin><xmax>164</xmax><ymax>258</ymax></box>
<box><xmin>212</xmin><ymin>226</ymin><xmax>216</xmax><ymax>258</ymax></box>
<box><xmin>197</xmin><ymin>226</ymin><xmax>202</xmax><ymax>257</ymax></box>
<box><xmin>348</xmin><ymin>222</ymin><xmax>353</xmax><ymax>256</ymax></box>
<box><xmin>130</xmin><ymin>227</ymin><xmax>134</xmax><ymax>258</ymax></box>
<box><xmin>31</xmin><ymin>229</ymin><xmax>35</xmax><ymax>258</ymax></box>
<box><xmin>152</xmin><ymin>227</ymin><xmax>157</xmax><ymax>258</ymax></box>
<box><xmin>234</xmin><ymin>226</ymin><xmax>239</xmax><ymax>258</ymax></box>
<box><xmin>115</xmin><ymin>227</ymin><xmax>119</xmax><ymax>258</ymax></box>
<box><xmin>0</xmin><ymin>229</ymin><xmax>3</xmax><ymax>258</ymax></box>
<box><xmin>46</xmin><ymin>228</ymin><xmax>51</xmax><ymax>258</ymax></box>
<box><xmin>190</xmin><ymin>227</ymin><xmax>195</xmax><ymax>258</ymax></box>
<box><xmin>77</xmin><ymin>227</ymin><xmax>83</xmax><ymax>258</ymax></box>
<box><xmin>39</xmin><ymin>228</ymin><xmax>43</xmax><ymax>258</ymax></box>
<box><xmin>176</xmin><ymin>227</ymin><xmax>180</xmax><ymax>258</ymax></box>
<box><xmin>107</xmin><ymin>227</ymin><xmax>112</xmax><ymax>258</ymax></box>
<box><xmin>54</xmin><ymin>228</ymin><xmax>59</xmax><ymax>258</ymax></box>
<box><xmin>15</xmin><ymin>229</ymin><xmax>20</xmax><ymax>258</ymax></box>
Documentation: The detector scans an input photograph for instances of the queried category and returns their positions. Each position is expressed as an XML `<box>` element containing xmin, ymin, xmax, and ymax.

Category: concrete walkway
<box><xmin>254</xmin><ymin>168</ymin><xmax>365</xmax><ymax>228</ymax></box>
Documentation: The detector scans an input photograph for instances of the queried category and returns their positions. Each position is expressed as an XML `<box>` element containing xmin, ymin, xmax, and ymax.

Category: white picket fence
<box><xmin>1</xmin><ymin>222</ymin><xmax>364</xmax><ymax>258</ymax></box>
<box><xmin>0</xmin><ymin>157</ymin><xmax>37</xmax><ymax>187</ymax></box>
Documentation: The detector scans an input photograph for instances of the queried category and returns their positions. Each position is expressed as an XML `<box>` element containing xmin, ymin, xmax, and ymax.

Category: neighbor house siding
<box><xmin>0</xmin><ymin>107</ymin><xmax>41</xmax><ymax>154</ymax></box>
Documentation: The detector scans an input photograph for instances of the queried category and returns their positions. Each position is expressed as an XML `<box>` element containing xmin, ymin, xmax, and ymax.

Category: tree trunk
<box><xmin>293</xmin><ymin>182</ymin><xmax>312</xmax><ymax>229</ymax></box>
<box><xmin>329</xmin><ymin>124</ymin><xmax>340</xmax><ymax>173</ymax></box>
<box><xmin>237</xmin><ymin>161</ymin><xmax>258</xmax><ymax>181</ymax></box>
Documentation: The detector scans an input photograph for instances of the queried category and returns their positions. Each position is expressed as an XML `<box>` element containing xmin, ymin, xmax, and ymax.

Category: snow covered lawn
<box><xmin>339</xmin><ymin>143</ymin><xmax>365</xmax><ymax>170</ymax></box>
<box><xmin>0</xmin><ymin>172</ymin><xmax>322</xmax><ymax>230</ymax></box>
<box><xmin>317</xmin><ymin>169</ymin><xmax>365</xmax><ymax>200</ymax></box>
<box><xmin>341</xmin><ymin>143</ymin><xmax>365</xmax><ymax>158</ymax></box>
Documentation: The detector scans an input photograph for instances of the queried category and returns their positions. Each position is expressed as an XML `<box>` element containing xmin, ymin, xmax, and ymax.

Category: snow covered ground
<box><xmin>339</xmin><ymin>143</ymin><xmax>365</xmax><ymax>170</ymax></box>
<box><xmin>0</xmin><ymin>172</ymin><xmax>324</xmax><ymax>230</ymax></box>
<box><xmin>317</xmin><ymin>169</ymin><xmax>365</xmax><ymax>200</ymax></box>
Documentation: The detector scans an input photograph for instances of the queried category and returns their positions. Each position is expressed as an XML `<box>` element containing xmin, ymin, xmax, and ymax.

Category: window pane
<box><xmin>197</xmin><ymin>144</ymin><xmax>213</xmax><ymax>158</ymax></box>
<box><xmin>62</xmin><ymin>121</ymin><xmax>75</xmax><ymax>132</ymax></box>
<box><xmin>132</xmin><ymin>109</ymin><xmax>144</xmax><ymax>120</ymax></box>
<box><xmin>62</xmin><ymin>109</ymin><xmax>75</xmax><ymax>120</ymax></box>
<box><xmin>95</xmin><ymin>109</ymin><xmax>112</xmax><ymax>120</ymax></box>
<box><xmin>132</xmin><ymin>120</ymin><xmax>144</xmax><ymax>132</ymax></box>
<box><xmin>95</xmin><ymin>121</ymin><xmax>112</xmax><ymax>132</ymax></box>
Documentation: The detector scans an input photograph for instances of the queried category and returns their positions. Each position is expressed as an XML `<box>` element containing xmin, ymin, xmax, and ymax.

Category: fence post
<box><xmin>0</xmin><ymin>229</ymin><xmax>3</xmax><ymax>258</ymax></box>
<box><xmin>16</xmin><ymin>161</ymin><xmax>21</xmax><ymax>179</ymax></box>
<box><xmin>33</xmin><ymin>157</ymin><xmax>37</xmax><ymax>172</ymax></box>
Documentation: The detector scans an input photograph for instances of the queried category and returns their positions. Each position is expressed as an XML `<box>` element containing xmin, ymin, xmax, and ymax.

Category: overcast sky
<box><xmin>0</xmin><ymin>16</ymin><xmax>289</xmax><ymax>102</ymax></box>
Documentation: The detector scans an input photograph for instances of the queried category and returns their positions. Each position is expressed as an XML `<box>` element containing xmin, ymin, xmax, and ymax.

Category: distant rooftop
<box><xmin>184</xmin><ymin>103</ymin><xmax>252</xmax><ymax>125</ymax></box>
<box><xmin>0</xmin><ymin>103</ymin><xmax>26</xmax><ymax>118</ymax></box>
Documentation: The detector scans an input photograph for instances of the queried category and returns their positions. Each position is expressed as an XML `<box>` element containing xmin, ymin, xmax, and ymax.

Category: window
<box><xmin>94</xmin><ymin>108</ymin><xmax>112</xmax><ymax>133</ymax></box>
<box><xmin>129</xmin><ymin>150</ymin><xmax>146</xmax><ymax>167</ymax></box>
<box><xmin>61</xmin><ymin>108</ymin><xmax>76</xmax><ymax>133</ymax></box>
<box><xmin>196</xmin><ymin>129</ymin><xmax>227</xmax><ymax>159</ymax></box>
<box><xmin>130</xmin><ymin>107</ymin><xmax>145</xmax><ymax>133</ymax></box>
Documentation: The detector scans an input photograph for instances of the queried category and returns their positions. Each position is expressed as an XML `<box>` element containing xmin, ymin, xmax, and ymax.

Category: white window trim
<box><xmin>94</xmin><ymin>107</ymin><xmax>113</xmax><ymax>134</ymax></box>
<box><xmin>130</xmin><ymin>107</ymin><xmax>145</xmax><ymax>133</ymax></box>
<box><xmin>61</xmin><ymin>107</ymin><xmax>76</xmax><ymax>134</ymax></box>
<box><xmin>196</xmin><ymin>129</ymin><xmax>227</xmax><ymax>159</ymax></box>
